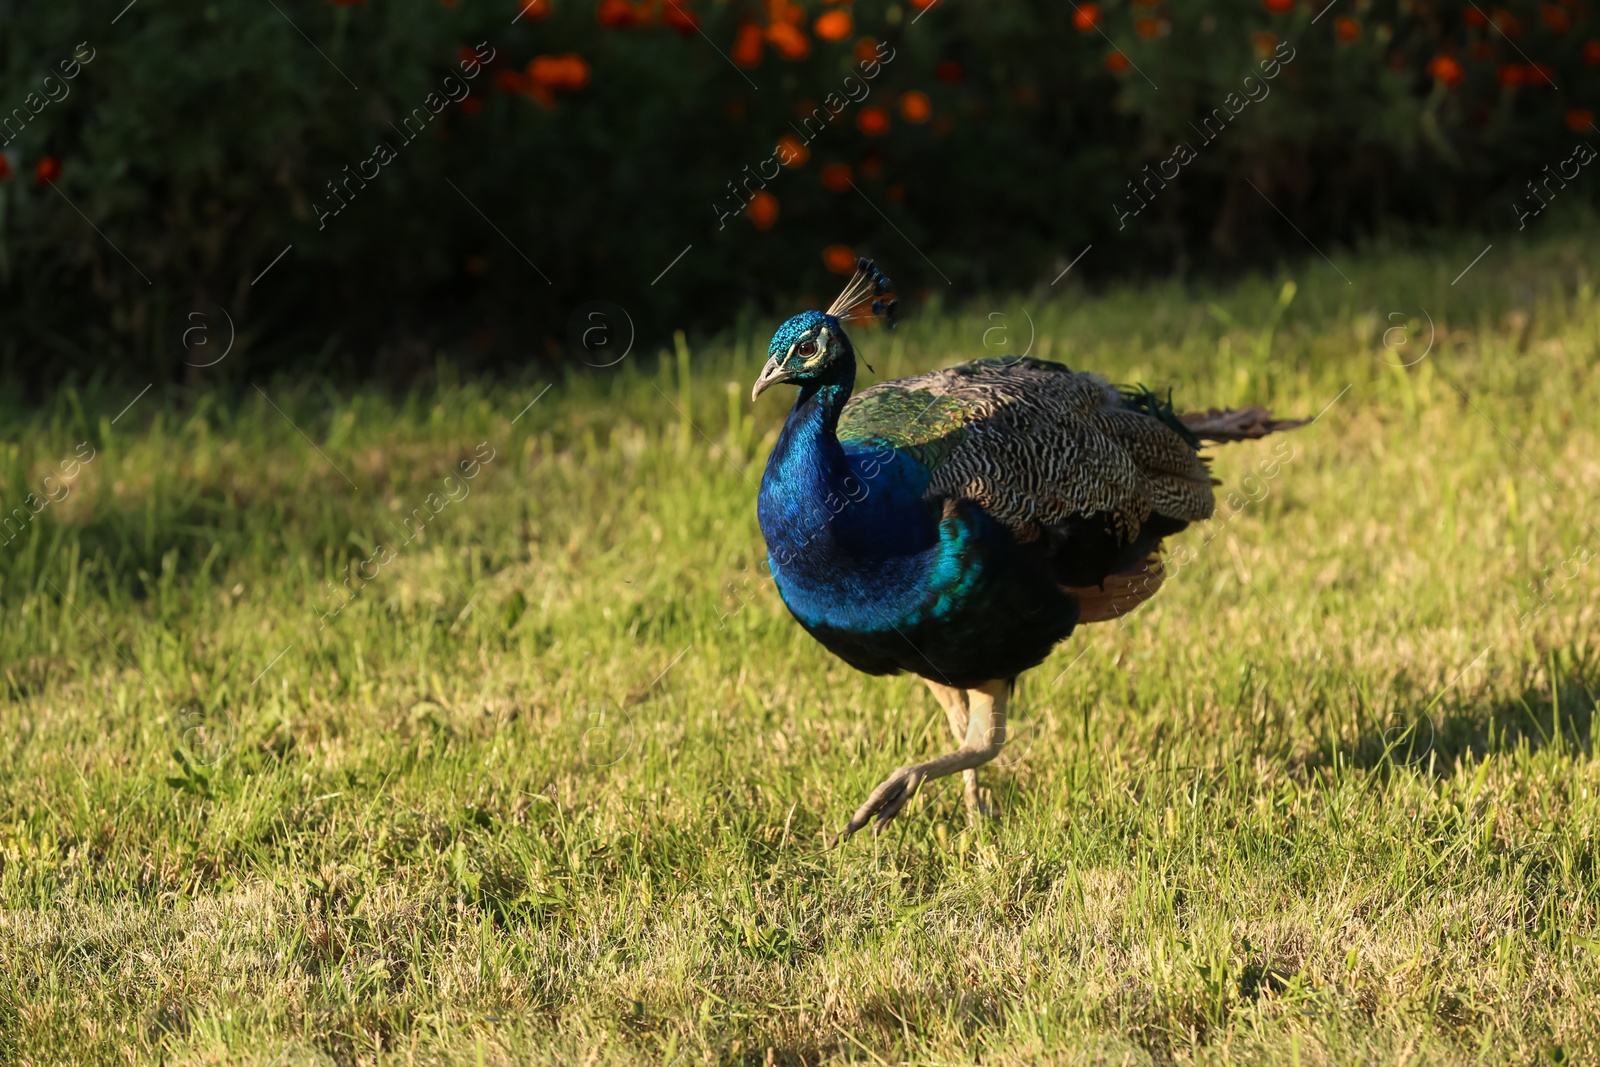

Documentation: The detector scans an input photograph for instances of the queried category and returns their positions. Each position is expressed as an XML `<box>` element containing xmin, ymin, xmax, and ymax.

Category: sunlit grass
<box><xmin>1</xmin><ymin>229</ymin><xmax>1597</xmax><ymax>1065</ymax></box>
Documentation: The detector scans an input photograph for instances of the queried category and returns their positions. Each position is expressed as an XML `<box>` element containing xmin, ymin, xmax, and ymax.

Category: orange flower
<box><xmin>908</xmin><ymin>0</ymin><xmax>937</xmax><ymax>8</ymax></box>
<box><xmin>820</xmin><ymin>163</ymin><xmax>852</xmax><ymax>191</ymax></box>
<box><xmin>1251</xmin><ymin>31</ymin><xmax>1276</xmax><ymax>57</ymax></box>
<box><xmin>1136</xmin><ymin>18</ymin><xmax>1160</xmax><ymax>38</ymax></box>
<box><xmin>1567</xmin><ymin>108</ymin><xmax>1594</xmax><ymax>131</ymax></box>
<box><xmin>1072</xmin><ymin>4</ymin><xmax>1100</xmax><ymax>32</ymax></box>
<box><xmin>855</xmin><ymin>38</ymin><xmax>878</xmax><ymax>63</ymax></box>
<box><xmin>732</xmin><ymin>23</ymin><xmax>763</xmax><ymax>66</ymax></box>
<box><xmin>1263</xmin><ymin>0</ymin><xmax>1293</xmax><ymax>12</ymax></box>
<box><xmin>1427</xmin><ymin>54</ymin><xmax>1464</xmax><ymax>87</ymax></box>
<box><xmin>1490</xmin><ymin>9</ymin><xmax>1522</xmax><ymax>36</ymax></box>
<box><xmin>814</xmin><ymin>10</ymin><xmax>851</xmax><ymax>41</ymax></box>
<box><xmin>769</xmin><ymin>0</ymin><xmax>804</xmax><ymax>24</ymax></box>
<box><xmin>662</xmin><ymin>3</ymin><xmax>700</xmax><ymax>35</ymax></box>
<box><xmin>1104</xmin><ymin>50</ymin><xmax>1130</xmax><ymax>73</ymax></box>
<box><xmin>1527</xmin><ymin>62</ymin><xmax>1554</xmax><ymax>84</ymax></box>
<box><xmin>857</xmin><ymin>106</ymin><xmax>889</xmax><ymax>134</ymax></box>
<box><xmin>936</xmin><ymin>60</ymin><xmax>963</xmax><ymax>82</ymax></box>
<box><xmin>34</xmin><ymin>156</ymin><xmax>60</xmax><ymax>185</ymax></box>
<box><xmin>899</xmin><ymin>90</ymin><xmax>931</xmax><ymax>122</ymax></box>
<box><xmin>597</xmin><ymin>0</ymin><xmax>643</xmax><ymax>27</ymax></box>
<box><xmin>1587</xmin><ymin>40</ymin><xmax>1600</xmax><ymax>65</ymax></box>
<box><xmin>494</xmin><ymin>69</ymin><xmax>527</xmax><ymax>93</ymax></box>
<box><xmin>1464</xmin><ymin>7</ymin><xmax>1488</xmax><ymax>26</ymax></box>
<box><xmin>1496</xmin><ymin>62</ymin><xmax>1523</xmax><ymax>86</ymax></box>
<box><xmin>1540</xmin><ymin>4</ymin><xmax>1568</xmax><ymax>31</ymax></box>
<box><xmin>528</xmin><ymin>54</ymin><xmax>590</xmax><ymax>92</ymax></box>
<box><xmin>0</xmin><ymin>155</ymin><xmax>10</xmax><ymax>180</ymax></box>
<box><xmin>747</xmin><ymin>190</ymin><xmax>778</xmax><ymax>229</ymax></box>
<box><xmin>1335</xmin><ymin>16</ymin><xmax>1360</xmax><ymax>42</ymax></box>
<box><xmin>766</xmin><ymin>21</ymin><xmax>810</xmax><ymax>60</ymax></box>
<box><xmin>461</xmin><ymin>96</ymin><xmax>483</xmax><ymax>114</ymax></box>
<box><xmin>823</xmin><ymin>245</ymin><xmax>857</xmax><ymax>274</ymax></box>
<box><xmin>514</xmin><ymin>0</ymin><xmax>551</xmax><ymax>18</ymax></box>
<box><xmin>777</xmin><ymin>134</ymin><xmax>809</xmax><ymax>167</ymax></box>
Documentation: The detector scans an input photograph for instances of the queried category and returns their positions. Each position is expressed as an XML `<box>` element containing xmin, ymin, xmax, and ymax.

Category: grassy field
<box><xmin>2</xmin><ymin>231</ymin><xmax>1598</xmax><ymax>1066</ymax></box>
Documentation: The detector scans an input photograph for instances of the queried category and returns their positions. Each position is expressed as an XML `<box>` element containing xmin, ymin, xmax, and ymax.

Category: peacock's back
<box><xmin>837</xmin><ymin>357</ymin><xmax>1217</xmax><ymax>571</ymax></box>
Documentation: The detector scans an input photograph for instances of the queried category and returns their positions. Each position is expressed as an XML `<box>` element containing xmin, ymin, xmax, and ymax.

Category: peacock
<box><xmin>752</xmin><ymin>259</ymin><xmax>1306</xmax><ymax>843</ymax></box>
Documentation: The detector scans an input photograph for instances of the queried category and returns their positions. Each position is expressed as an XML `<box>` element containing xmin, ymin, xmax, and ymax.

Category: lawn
<box><xmin>1</xmin><ymin>231</ymin><xmax>1597</xmax><ymax>1066</ymax></box>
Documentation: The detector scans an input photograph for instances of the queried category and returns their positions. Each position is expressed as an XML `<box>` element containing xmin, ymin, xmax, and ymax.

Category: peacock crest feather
<box><xmin>826</xmin><ymin>257</ymin><xmax>898</xmax><ymax>329</ymax></box>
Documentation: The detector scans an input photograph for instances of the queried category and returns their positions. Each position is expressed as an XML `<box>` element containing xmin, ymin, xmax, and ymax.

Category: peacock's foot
<box><xmin>963</xmin><ymin>770</ymin><xmax>993</xmax><ymax>823</ymax></box>
<box><xmin>838</xmin><ymin>765</ymin><xmax>926</xmax><ymax>843</ymax></box>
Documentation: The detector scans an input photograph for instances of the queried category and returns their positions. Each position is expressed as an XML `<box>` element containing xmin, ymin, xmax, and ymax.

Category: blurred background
<box><xmin>2</xmin><ymin>0</ymin><xmax>1597</xmax><ymax>390</ymax></box>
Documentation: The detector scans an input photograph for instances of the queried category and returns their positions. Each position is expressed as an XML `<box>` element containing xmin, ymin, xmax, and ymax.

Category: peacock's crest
<box><xmin>826</xmin><ymin>257</ymin><xmax>899</xmax><ymax>329</ymax></box>
<box><xmin>765</xmin><ymin>259</ymin><xmax>897</xmax><ymax>358</ymax></box>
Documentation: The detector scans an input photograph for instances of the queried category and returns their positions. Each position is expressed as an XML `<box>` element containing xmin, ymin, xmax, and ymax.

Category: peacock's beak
<box><xmin>750</xmin><ymin>356</ymin><xmax>790</xmax><ymax>403</ymax></box>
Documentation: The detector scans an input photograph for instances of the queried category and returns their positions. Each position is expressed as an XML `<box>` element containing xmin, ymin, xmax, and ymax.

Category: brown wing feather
<box><xmin>1067</xmin><ymin>554</ymin><xmax>1166</xmax><ymax>623</ymax></box>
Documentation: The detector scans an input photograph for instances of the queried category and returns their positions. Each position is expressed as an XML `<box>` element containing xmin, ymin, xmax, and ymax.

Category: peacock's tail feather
<box><xmin>1179</xmin><ymin>406</ymin><xmax>1311</xmax><ymax>441</ymax></box>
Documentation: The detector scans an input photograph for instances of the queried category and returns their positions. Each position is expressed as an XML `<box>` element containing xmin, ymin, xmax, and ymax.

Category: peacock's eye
<box><xmin>797</xmin><ymin>340</ymin><xmax>817</xmax><ymax>356</ymax></box>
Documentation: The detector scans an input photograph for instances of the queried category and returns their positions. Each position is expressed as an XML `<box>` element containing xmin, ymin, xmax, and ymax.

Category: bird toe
<box><xmin>840</xmin><ymin>766</ymin><xmax>923</xmax><ymax>842</ymax></box>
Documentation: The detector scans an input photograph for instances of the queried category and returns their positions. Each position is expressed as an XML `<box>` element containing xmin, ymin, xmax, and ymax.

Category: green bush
<box><xmin>0</xmin><ymin>0</ymin><xmax>1595</xmax><ymax>384</ymax></box>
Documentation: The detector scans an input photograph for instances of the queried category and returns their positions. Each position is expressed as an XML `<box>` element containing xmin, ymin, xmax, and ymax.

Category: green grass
<box><xmin>2</xmin><ymin>230</ymin><xmax>1598</xmax><ymax>1066</ymax></box>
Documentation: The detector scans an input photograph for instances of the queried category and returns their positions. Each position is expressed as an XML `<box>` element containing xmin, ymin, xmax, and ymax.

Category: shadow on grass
<box><xmin>2</xmin><ymin>491</ymin><xmax>352</xmax><ymax>602</ymax></box>
<box><xmin>1322</xmin><ymin>667</ymin><xmax>1596</xmax><ymax>778</ymax></box>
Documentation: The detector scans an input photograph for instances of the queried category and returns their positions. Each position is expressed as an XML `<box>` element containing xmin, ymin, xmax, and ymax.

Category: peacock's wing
<box><xmin>837</xmin><ymin>356</ymin><xmax>1215</xmax><ymax>548</ymax></box>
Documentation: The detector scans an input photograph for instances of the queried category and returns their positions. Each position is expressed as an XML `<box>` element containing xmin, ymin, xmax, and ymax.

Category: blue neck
<box><xmin>760</xmin><ymin>358</ymin><xmax>854</xmax><ymax>535</ymax></box>
<box><xmin>759</xmin><ymin>360</ymin><xmax>935</xmax><ymax>580</ymax></box>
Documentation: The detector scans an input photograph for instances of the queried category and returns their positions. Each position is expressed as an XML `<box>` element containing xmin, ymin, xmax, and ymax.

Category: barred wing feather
<box><xmin>837</xmin><ymin>357</ymin><xmax>1215</xmax><ymax>544</ymax></box>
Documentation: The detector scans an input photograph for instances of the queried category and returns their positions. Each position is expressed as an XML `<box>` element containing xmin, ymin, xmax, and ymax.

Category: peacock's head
<box><xmin>750</xmin><ymin>310</ymin><xmax>850</xmax><ymax>401</ymax></box>
<box><xmin>751</xmin><ymin>258</ymin><xmax>897</xmax><ymax>402</ymax></box>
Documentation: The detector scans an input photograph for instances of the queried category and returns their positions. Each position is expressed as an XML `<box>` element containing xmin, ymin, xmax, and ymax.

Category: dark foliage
<box><xmin>0</xmin><ymin>0</ymin><xmax>1595</xmax><ymax>385</ymax></box>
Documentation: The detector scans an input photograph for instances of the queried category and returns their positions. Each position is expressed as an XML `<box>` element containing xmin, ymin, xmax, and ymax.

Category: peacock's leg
<box><xmin>839</xmin><ymin>679</ymin><xmax>1008</xmax><ymax>842</ymax></box>
<box><xmin>922</xmin><ymin>679</ymin><xmax>986</xmax><ymax>820</ymax></box>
